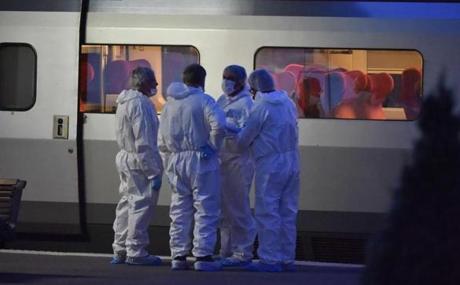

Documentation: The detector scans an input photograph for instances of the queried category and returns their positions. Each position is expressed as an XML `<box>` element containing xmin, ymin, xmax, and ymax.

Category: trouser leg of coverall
<box><xmin>113</xmin><ymin>171</ymin><xmax>129</xmax><ymax>256</ymax></box>
<box><xmin>113</xmin><ymin>195</ymin><xmax>129</xmax><ymax>255</ymax></box>
<box><xmin>219</xmin><ymin>213</ymin><xmax>232</xmax><ymax>258</ymax></box>
<box><xmin>220</xmin><ymin>157</ymin><xmax>255</xmax><ymax>260</ymax></box>
<box><xmin>279</xmin><ymin>171</ymin><xmax>300</xmax><ymax>264</ymax></box>
<box><xmin>220</xmin><ymin>158</ymin><xmax>235</xmax><ymax>258</ymax></box>
<box><xmin>169</xmin><ymin>178</ymin><xmax>194</xmax><ymax>258</ymax></box>
<box><xmin>254</xmin><ymin>166</ymin><xmax>287</xmax><ymax>264</ymax></box>
<box><xmin>115</xmin><ymin>169</ymin><xmax>158</xmax><ymax>258</ymax></box>
<box><xmin>192</xmin><ymin>170</ymin><xmax>221</xmax><ymax>257</ymax></box>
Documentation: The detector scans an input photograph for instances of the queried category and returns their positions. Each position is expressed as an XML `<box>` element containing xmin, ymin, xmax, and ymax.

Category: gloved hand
<box><xmin>151</xmin><ymin>176</ymin><xmax>162</xmax><ymax>192</ymax></box>
<box><xmin>199</xmin><ymin>144</ymin><xmax>215</xmax><ymax>160</ymax></box>
<box><xmin>225</xmin><ymin>122</ymin><xmax>241</xmax><ymax>134</ymax></box>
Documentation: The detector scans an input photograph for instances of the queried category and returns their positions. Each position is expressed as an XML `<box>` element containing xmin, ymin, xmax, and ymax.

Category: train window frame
<box><xmin>253</xmin><ymin>46</ymin><xmax>424</xmax><ymax>121</ymax></box>
<box><xmin>0</xmin><ymin>42</ymin><xmax>37</xmax><ymax>112</ymax></box>
<box><xmin>78</xmin><ymin>43</ymin><xmax>200</xmax><ymax>114</ymax></box>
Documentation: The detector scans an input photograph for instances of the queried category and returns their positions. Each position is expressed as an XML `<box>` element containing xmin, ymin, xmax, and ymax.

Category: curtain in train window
<box><xmin>0</xmin><ymin>43</ymin><xmax>36</xmax><ymax>111</ymax></box>
<box><xmin>79</xmin><ymin>45</ymin><xmax>199</xmax><ymax>113</ymax></box>
<box><xmin>254</xmin><ymin>48</ymin><xmax>423</xmax><ymax>120</ymax></box>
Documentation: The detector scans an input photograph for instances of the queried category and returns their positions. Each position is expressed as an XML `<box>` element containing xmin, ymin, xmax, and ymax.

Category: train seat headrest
<box><xmin>345</xmin><ymin>70</ymin><xmax>369</xmax><ymax>92</ymax></box>
<box><xmin>400</xmin><ymin>67</ymin><xmax>422</xmax><ymax>101</ymax></box>
<box><xmin>369</xmin><ymin>73</ymin><xmax>394</xmax><ymax>102</ymax></box>
<box><xmin>104</xmin><ymin>60</ymin><xmax>131</xmax><ymax>94</ymax></box>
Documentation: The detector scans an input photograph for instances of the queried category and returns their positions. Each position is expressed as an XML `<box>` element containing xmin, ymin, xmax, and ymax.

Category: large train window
<box><xmin>79</xmin><ymin>45</ymin><xmax>199</xmax><ymax>113</ymax></box>
<box><xmin>0</xmin><ymin>43</ymin><xmax>37</xmax><ymax>111</ymax></box>
<box><xmin>254</xmin><ymin>48</ymin><xmax>423</xmax><ymax>120</ymax></box>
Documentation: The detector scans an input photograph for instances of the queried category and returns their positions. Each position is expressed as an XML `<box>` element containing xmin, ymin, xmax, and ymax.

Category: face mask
<box><xmin>149</xmin><ymin>88</ymin><xmax>157</xmax><ymax>96</ymax></box>
<box><xmin>221</xmin><ymin>79</ymin><xmax>236</xmax><ymax>95</ymax></box>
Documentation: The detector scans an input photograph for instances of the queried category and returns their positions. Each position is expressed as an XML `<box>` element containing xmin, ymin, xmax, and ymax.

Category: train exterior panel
<box><xmin>0</xmin><ymin>11</ymin><xmax>81</xmax><ymax>223</ymax></box>
<box><xmin>2</xmin><ymin>1</ymin><xmax>460</xmax><ymax>236</ymax></box>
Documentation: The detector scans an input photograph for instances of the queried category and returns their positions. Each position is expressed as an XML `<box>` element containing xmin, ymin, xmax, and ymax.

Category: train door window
<box><xmin>0</xmin><ymin>43</ymin><xmax>37</xmax><ymax>111</ymax></box>
<box><xmin>79</xmin><ymin>45</ymin><xmax>199</xmax><ymax>113</ymax></box>
<box><xmin>254</xmin><ymin>47</ymin><xmax>423</xmax><ymax>120</ymax></box>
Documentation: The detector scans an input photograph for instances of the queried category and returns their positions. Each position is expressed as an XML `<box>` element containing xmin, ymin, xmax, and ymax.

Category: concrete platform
<box><xmin>0</xmin><ymin>250</ymin><xmax>363</xmax><ymax>285</ymax></box>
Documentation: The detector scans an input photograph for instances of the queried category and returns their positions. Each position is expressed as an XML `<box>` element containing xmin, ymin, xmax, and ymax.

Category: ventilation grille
<box><xmin>310</xmin><ymin>236</ymin><xmax>366</xmax><ymax>264</ymax></box>
<box><xmin>252</xmin><ymin>233</ymin><xmax>367</xmax><ymax>264</ymax></box>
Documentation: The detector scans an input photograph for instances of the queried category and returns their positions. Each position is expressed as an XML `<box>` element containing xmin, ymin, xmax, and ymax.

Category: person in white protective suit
<box><xmin>158</xmin><ymin>64</ymin><xmax>226</xmax><ymax>271</ymax></box>
<box><xmin>216</xmin><ymin>65</ymin><xmax>256</xmax><ymax>267</ymax></box>
<box><xmin>111</xmin><ymin>67</ymin><xmax>164</xmax><ymax>266</ymax></box>
<box><xmin>236</xmin><ymin>69</ymin><xmax>300</xmax><ymax>272</ymax></box>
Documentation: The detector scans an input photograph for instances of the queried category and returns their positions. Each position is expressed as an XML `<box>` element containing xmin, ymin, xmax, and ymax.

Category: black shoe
<box><xmin>172</xmin><ymin>256</ymin><xmax>188</xmax><ymax>270</ymax></box>
<box><xmin>196</xmin><ymin>255</ymin><xmax>214</xmax><ymax>262</ymax></box>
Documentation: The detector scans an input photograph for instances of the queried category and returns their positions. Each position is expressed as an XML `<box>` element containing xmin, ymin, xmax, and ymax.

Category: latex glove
<box><xmin>199</xmin><ymin>144</ymin><xmax>215</xmax><ymax>160</ymax></box>
<box><xmin>225</xmin><ymin>122</ymin><xmax>241</xmax><ymax>134</ymax></box>
<box><xmin>151</xmin><ymin>176</ymin><xmax>162</xmax><ymax>192</ymax></box>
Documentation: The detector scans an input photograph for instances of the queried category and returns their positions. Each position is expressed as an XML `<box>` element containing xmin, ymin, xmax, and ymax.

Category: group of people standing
<box><xmin>110</xmin><ymin>63</ymin><xmax>300</xmax><ymax>272</ymax></box>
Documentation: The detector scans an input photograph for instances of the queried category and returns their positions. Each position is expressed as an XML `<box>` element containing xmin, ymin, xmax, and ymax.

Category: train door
<box><xmin>0</xmin><ymin>5</ymin><xmax>82</xmax><ymax>230</ymax></box>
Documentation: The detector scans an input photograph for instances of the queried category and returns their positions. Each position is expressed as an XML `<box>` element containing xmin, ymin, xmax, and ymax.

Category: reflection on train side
<box><xmin>255</xmin><ymin>48</ymin><xmax>423</xmax><ymax>120</ymax></box>
<box><xmin>79</xmin><ymin>45</ymin><xmax>199</xmax><ymax>113</ymax></box>
<box><xmin>79</xmin><ymin>45</ymin><xmax>423</xmax><ymax>121</ymax></box>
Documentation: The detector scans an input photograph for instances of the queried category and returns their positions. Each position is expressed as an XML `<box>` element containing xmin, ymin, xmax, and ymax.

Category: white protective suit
<box><xmin>159</xmin><ymin>86</ymin><xmax>225</xmax><ymax>258</ymax></box>
<box><xmin>216</xmin><ymin>89</ymin><xmax>255</xmax><ymax>260</ymax></box>
<box><xmin>237</xmin><ymin>90</ymin><xmax>300</xmax><ymax>265</ymax></box>
<box><xmin>112</xmin><ymin>89</ymin><xmax>163</xmax><ymax>258</ymax></box>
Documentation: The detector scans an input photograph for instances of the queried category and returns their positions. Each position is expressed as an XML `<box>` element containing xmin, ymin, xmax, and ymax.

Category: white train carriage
<box><xmin>1</xmin><ymin>0</ymin><xmax>460</xmax><ymax>260</ymax></box>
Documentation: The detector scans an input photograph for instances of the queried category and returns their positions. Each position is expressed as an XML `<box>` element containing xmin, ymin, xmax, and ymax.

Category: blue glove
<box><xmin>225</xmin><ymin>117</ymin><xmax>240</xmax><ymax>133</ymax></box>
<box><xmin>151</xmin><ymin>176</ymin><xmax>162</xmax><ymax>192</ymax></box>
<box><xmin>225</xmin><ymin>123</ymin><xmax>241</xmax><ymax>134</ymax></box>
<box><xmin>199</xmin><ymin>144</ymin><xmax>215</xmax><ymax>160</ymax></box>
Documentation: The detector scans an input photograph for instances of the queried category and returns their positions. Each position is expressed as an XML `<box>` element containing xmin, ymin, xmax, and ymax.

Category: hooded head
<box><xmin>166</xmin><ymin>82</ymin><xmax>189</xmax><ymax>99</ymax></box>
<box><xmin>248</xmin><ymin>69</ymin><xmax>275</xmax><ymax>95</ymax></box>
<box><xmin>183</xmin><ymin>63</ymin><xmax>206</xmax><ymax>89</ymax></box>
<box><xmin>222</xmin><ymin>65</ymin><xmax>247</xmax><ymax>96</ymax></box>
<box><xmin>130</xmin><ymin>67</ymin><xmax>158</xmax><ymax>97</ymax></box>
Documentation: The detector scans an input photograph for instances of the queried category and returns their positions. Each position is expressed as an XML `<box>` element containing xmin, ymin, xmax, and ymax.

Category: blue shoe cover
<box><xmin>110</xmin><ymin>255</ymin><xmax>126</xmax><ymax>264</ymax></box>
<box><xmin>194</xmin><ymin>261</ymin><xmax>222</xmax><ymax>272</ymax></box>
<box><xmin>245</xmin><ymin>262</ymin><xmax>282</xmax><ymax>272</ymax></box>
<box><xmin>221</xmin><ymin>257</ymin><xmax>251</xmax><ymax>267</ymax></box>
<box><xmin>171</xmin><ymin>259</ymin><xmax>188</xmax><ymax>270</ymax></box>
<box><xmin>126</xmin><ymin>255</ymin><xmax>162</xmax><ymax>266</ymax></box>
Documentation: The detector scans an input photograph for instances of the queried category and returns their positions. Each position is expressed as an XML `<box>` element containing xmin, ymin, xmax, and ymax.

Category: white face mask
<box><xmin>221</xmin><ymin>79</ymin><xmax>236</xmax><ymax>95</ymax></box>
<box><xmin>149</xmin><ymin>88</ymin><xmax>157</xmax><ymax>97</ymax></box>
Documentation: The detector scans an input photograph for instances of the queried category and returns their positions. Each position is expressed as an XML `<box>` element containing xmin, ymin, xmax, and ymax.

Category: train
<box><xmin>1</xmin><ymin>0</ymin><xmax>460</xmax><ymax>261</ymax></box>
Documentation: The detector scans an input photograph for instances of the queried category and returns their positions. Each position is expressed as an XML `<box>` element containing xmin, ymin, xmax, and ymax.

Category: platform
<box><xmin>0</xmin><ymin>250</ymin><xmax>363</xmax><ymax>285</ymax></box>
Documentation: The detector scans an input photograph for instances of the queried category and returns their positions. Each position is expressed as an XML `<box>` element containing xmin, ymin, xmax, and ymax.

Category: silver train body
<box><xmin>1</xmin><ymin>0</ymin><xmax>460</xmax><ymax>239</ymax></box>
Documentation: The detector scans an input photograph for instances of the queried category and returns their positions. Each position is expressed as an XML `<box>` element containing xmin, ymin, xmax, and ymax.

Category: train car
<box><xmin>1</xmin><ymin>0</ymin><xmax>460</xmax><ymax>261</ymax></box>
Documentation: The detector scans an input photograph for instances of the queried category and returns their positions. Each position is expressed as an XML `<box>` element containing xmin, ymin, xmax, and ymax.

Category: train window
<box><xmin>254</xmin><ymin>48</ymin><xmax>423</xmax><ymax>120</ymax></box>
<box><xmin>79</xmin><ymin>45</ymin><xmax>199</xmax><ymax>113</ymax></box>
<box><xmin>0</xmin><ymin>43</ymin><xmax>37</xmax><ymax>111</ymax></box>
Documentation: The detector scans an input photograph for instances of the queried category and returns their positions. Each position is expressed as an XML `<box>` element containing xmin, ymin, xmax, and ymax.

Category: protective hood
<box><xmin>116</xmin><ymin>89</ymin><xmax>143</xmax><ymax>105</ymax></box>
<box><xmin>257</xmin><ymin>90</ymin><xmax>289</xmax><ymax>105</ymax></box>
<box><xmin>169</xmin><ymin>86</ymin><xmax>204</xmax><ymax>100</ymax></box>
<box><xmin>166</xmin><ymin>82</ymin><xmax>189</xmax><ymax>100</ymax></box>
